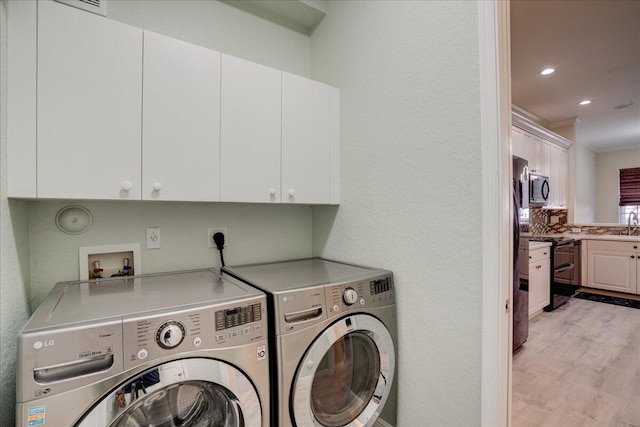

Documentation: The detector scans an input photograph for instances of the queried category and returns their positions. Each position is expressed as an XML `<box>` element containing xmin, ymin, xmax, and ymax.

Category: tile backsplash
<box><xmin>529</xmin><ymin>208</ymin><xmax>631</xmax><ymax>235</ymax></box>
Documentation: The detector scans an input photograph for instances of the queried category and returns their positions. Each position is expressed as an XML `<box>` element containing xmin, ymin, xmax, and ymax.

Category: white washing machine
<box><xmin>223</xmin><ymin>258</ymin><xmax>397</xmax><ymax>427</ymax></box>
<box><xmin>16</xmin><ymin>269</ymin><xmax>269</xmax><ymax>427</ymax></box>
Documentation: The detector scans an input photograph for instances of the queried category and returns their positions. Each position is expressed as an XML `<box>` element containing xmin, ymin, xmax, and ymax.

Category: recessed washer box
<box><xmin>79</xmin><ymin>243</ymin><xmax>141</xmax><ymax>280</ymax></box>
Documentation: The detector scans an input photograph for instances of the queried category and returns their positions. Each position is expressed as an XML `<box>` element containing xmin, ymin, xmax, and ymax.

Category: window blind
<box><xmin>619</xmin><ymin>167</ymin><xmax>640</xmax><ymax>206</ymax></box>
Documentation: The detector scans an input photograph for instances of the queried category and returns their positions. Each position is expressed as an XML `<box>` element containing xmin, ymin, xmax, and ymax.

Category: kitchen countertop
<box><xmin>526</xmin><ymin>233</ymin><xmax>640</xmax><ymax>243</ymax></box>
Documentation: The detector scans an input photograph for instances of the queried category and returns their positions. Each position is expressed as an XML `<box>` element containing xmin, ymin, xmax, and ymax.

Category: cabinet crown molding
<box><xmin>512</xmin><ymin>108</ymin><xmax>572</xmax><ymax>149</ymax></box>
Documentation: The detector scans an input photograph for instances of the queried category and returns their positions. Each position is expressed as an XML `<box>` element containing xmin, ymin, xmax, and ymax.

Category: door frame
<box><xmin>478</xmin><ymin>1</ymin><xmax>512</xmax><ymax>426</ymax></box>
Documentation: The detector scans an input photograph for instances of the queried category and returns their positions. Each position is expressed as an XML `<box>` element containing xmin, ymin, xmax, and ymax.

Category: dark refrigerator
<box><xmin>512</xmin><ymin>156</ymin><xmax>529</xmax><ymax>352</ymax></box>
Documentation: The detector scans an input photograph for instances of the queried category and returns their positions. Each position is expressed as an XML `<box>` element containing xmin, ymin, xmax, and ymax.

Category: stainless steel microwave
<box><xmin>529</xmin><ymin>173</ymin><xmax>549</xmax><ymax>206</ymax></box>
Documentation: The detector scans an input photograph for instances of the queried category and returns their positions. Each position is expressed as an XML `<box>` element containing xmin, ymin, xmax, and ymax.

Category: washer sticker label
<box><xmin>27</xmin><ymin>405</ymin><xmax>45</xmax><ymax>426</ymax></box>
<box><xmin>257</xmin><ymin>344</ymin><xmax>266</xmax><ymax>361</ymax></box>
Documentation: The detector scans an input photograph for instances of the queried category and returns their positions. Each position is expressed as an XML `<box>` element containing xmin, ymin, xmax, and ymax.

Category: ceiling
<box><xmin>510</xmin><ymin>0</ymin><xmax>640</xmax><ymax>152</ymax></box>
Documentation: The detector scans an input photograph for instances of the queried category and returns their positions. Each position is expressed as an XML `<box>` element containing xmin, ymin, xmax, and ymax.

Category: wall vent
<box><xmin>54</xmin><ymin>0</ymin><xmax>106</xmax><ymax>17</ymax></box>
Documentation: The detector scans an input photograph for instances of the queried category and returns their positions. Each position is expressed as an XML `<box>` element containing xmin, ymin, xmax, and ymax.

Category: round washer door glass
<box><xmin>291</xmin><ymin>314</ymin><xmax>395</xmax><ymax>427</ymax></box>
<box><xmin>76</xmin><ymin>358</ymin><xmax>262</xmax><ymax>427</ymax></box>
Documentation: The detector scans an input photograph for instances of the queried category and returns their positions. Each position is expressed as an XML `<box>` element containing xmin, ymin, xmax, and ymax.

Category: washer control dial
<box><xmin>156</xmin><ymin>321</ymin><xmax>186</xmax><ymax>349</ymax></box>
<box><xmin>343</xmin><ymin>288</ymin><xmax>358</xmax><ymax>305</ymax></box>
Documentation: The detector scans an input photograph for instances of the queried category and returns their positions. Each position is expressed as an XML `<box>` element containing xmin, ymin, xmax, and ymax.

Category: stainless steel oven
<box><xmin>546</xmin><ymin>239</ymin><xmax>581</xmax><ymax>311</ymax></box>
<box><xmin>529</xmin><ymin>237</ymin><xmax>582</xmax><ymax>311</ymax></box>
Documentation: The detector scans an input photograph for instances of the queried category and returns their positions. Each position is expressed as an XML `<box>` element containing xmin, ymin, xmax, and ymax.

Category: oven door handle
<box><xmin>554</xmin><ymin>263</ymin><xmax>574</xmax><ymax>273</ymax></box>
<box><xmin>555</xmin><ymin>241</ymin><xmax>575</xmax><ymax>249</ymax></box>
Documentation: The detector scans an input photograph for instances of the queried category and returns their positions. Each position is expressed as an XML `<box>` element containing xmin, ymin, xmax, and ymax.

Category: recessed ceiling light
<box><xmin>540</xmin><ymin>68</ymin><xmax>555</xmax><ymax>75</ymax></box>
<box><xmin>579</xmin><ymin>100</ymin><xmax>592</xmax><ymax>106</ymax></box>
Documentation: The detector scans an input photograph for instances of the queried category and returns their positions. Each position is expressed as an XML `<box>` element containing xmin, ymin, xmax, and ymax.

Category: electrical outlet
<box><xmin>146</xmin><ymin>227</ymin><xmax>161</xmax><ymax>249</ymax></box>
<box><xmin>207</xmin><ymin>227</ymin><xmax>228</xmax><ymax>248</ymax></box>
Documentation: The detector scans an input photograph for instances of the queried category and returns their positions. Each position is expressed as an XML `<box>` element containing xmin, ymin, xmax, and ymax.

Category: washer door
<box><xmin>291</xmin><ymin>314</ymin><xmax>395</xmax><ymax>427</ymax></box>
<box><xmin>76</xmin><ymin>358</ymin><xmax>262</xmax><ymax>427</ymax></box>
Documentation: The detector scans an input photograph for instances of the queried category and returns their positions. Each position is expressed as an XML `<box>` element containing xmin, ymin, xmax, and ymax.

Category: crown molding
<box><xmin>594</xmin><ymin>143</ymin><xmax>640</xmax><ymax>154</ymax></box>
<box><xmin>573</xmin><ymin>138</ymin><xmax>599</xmax><ymax>153</ymax></box>
<box><xmin>548</xmin><ymin>117</ymin><xmax>581</xmax><ymax>129</ymax></box>
<box><xmin>511</xmin><ymin>107</ymin><xmax>572</xmax><ymax>149</ymax></box>
<box><xmin>511</xmin><ymin>105</ymin><xmax>549</xmax><ymax>127</ymax></box>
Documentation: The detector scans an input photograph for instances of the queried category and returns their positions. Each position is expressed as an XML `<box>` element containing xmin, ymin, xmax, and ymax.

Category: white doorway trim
<box><xmin>478</xmin><ymin>1</ymin><xmax>512</xmax><ymax>426</ymax></box>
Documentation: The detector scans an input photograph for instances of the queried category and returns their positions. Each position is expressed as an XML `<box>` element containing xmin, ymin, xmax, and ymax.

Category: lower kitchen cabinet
<box><xmin>529</xmin><ymin>246</ymin><xmax>551</xmax><ymax>316</ymax></box>
<box><xmin>586</xmin><ymin>240</ymin><xmax>639</xmax><ymax>294</ymax></box>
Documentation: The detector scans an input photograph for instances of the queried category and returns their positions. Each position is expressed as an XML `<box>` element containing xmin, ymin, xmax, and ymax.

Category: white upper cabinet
<box><xmin>511</xmin><ymin>123</ymin><xmax>570</xmax><ymax>209</ymax></box>
<box><xmin>142</xmin><ymin>31</ymin><xmax>221</xmax><ymax>202</ymax></box>
<box><xmin>8</xmin><ymin>3</ymin><xmax>340</xmax><ymax>205</ymax></box>
<box><xmin>220</xmin><ymin>55</ymin><xmax>281</xmax><ymax>203</ymax></box>
<box><xmin>510</xmin><ymin>127</ymin><xmax>527</xmax><ymax>162</ymax></box>
<box><xmin>37</xmin><ymin>1</ymin><xmax>143</xmax><ymax>200</ymax></box>
<box><xmin>550</xmin><ymin>145</ymin><xmax>568</xmax><ymax>207</ymax></box>
<box><xmin>282</xmin><ymin>72</ymin><xmax>340</xmax><ymax>205</ymax></box>
<box><xmin>530</xmin><ymin>136</ymin><xmax>549</xmax><ymax>176</ymax></box>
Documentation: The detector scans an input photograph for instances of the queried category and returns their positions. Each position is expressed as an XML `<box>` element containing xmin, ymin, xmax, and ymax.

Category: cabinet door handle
<box><xmin>634</xmin><ymin>245</ymin><xmax>638</xmax><ymax>249</ymax></box>
<box><xmin>152</xmin><ymin>183</ymin><xmax>162</xmax><ymax>192</ymax></box>
<box><xmin>536</xmin><ymin>265</ymin><xmax>542</xmax><ymax>269</ymax></box>
<box><xmin>632</xmin><ymin>255</ymin><xmax>636</xmax><ymax>259</ymax></box>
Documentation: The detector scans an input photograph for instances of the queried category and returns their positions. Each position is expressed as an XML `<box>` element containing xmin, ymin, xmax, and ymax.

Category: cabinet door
<box><xmin>282</xmin><ymin>72</ymin><xmax>340</xmax><ymax>204</ymax></box>
<box><xmin>220</xmin><ymin>55</ymin><xmax>281</xmax><ymax>203</ymax></box>
<box><xmin>549</xmin><ymin>144</ymin><xmax>568</xmax><ymax>208</ymax></box>
<box><xmin>541</xmin><ymin>140</ymin><xmax>552</xmax><ymax>178</ymax></box>
<box><xmin>529</xmin><ymin>258</ymin><xmax>550</xmax><ymax>315</ymax></box>
<box><xmin>142</xmin><ymin>31</ymin><xmax>221</xmax><ymax>201</ymax></box>
<box><xmin>37</xmin><ymin>1</ymin><xmax>142</xmax><ymax>199</ymax></box>
<box><xmin>587</xmin><ymin>249</ymin><xmax>637</xmax><ymax>293</ymax></box>
<box><xmin>531</xmin><ymin>136</ymin><xmax>546</xmax><ymax>175</ymax></box>
<box><xmin>557</xmin><ymin>147</ymin><xmax>568</xmax><ymax>207</ymax></box>
<box><xmin>521</xmin><ymin>131</ymin><xmax>535</xmax><ymax>165</ymax></box>
<box><xmin>511</xmin><ymin>127</ymin><xmax>525</xmax><ymax>159</ymax></box>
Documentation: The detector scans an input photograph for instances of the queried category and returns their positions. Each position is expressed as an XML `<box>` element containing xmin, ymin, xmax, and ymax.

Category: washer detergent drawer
<box><xmin>17</xmin><ymin>320</ymin><xmax>123</xmax><ymax>403</ymax></box>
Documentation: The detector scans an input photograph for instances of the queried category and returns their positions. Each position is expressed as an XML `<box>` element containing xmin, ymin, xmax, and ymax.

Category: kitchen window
<box><xmin>619</xmin><ymin>167</ymin><xmax>640</xmax><ymax>224</ymax></box>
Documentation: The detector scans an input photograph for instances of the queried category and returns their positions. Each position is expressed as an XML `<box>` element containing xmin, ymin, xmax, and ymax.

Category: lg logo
<box><xmin>33</xmin><ymin>340</ymin><xmax>55</xmax><ymax>349</ymax></box>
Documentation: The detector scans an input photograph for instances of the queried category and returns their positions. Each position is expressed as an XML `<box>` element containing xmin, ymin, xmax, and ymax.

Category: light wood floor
<box><xmin>512</xmin><ymin>297</ymin><xmax>640</xmax><ymax>427</ymax></box>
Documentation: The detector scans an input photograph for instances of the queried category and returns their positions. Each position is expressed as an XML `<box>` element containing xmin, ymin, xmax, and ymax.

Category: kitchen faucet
<box><xmin>628</xmin><ymin>210</ymin><xmax>639</xmax><ymax>236</ymax></box>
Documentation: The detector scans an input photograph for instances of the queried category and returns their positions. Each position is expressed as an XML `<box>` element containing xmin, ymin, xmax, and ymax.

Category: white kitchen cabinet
<box><xmin>509</xmin><ymin>126</ymin><xmax>530</xmax><ymax>161</ymax></box>
<box><xmin>37</xmin><ymin>1</ymin><xmax>143</xmax><ymax>199</ymax></box>
<box><xmin>586</xmin><ymin>240</ymin><xmax>639</xmax><ymax>294</ymax></box>
<box><xmin>529</xmin><ymin>135</ymin><xmax>549</xmax><ymax>176</ymax></box>
<box><xmin>142</xmin><ymin>31</ymin><xmax>221</xmax><ymax>202</ymax></box>
<box><xmin>549</xmin><ymin>144</ymin><xmax>568</xmax><ymax>207</ymax></box>
<box><xmin>529</xmin><ymin>246</ymin><xmax>551</xmax><ymax>316</ymax></box>
<box><xmin>220</xmin><ymin>55</ymin><xmax>281</xmax><ymax>203</ymax></box>
<box><xmin>282</xmin><ymin>72</ymin><xmax>340</xmax><ymax>205</ymax></box>
<box><xmin>530</xmin><ymin>136</ymin><xmax>550</xmax><ymax>177</ymax></box>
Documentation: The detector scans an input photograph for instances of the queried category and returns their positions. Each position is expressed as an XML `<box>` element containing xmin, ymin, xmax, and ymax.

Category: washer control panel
<box><xmin>123</xmin><ymin>296</ymin><xmax>266</xmax><ymax>370</ymax></box>
<box><xmin>343</xmin><ymin>288</ymin><xmax>359</xmax><ymax>305</ymax></box>
<box><xmin>156</xmin><ymin>321</ymin><xmax>186</xmax><ymax>349</ymax></box>
<box><xmin>327</xmin><ymin>274</ymin><xmax>394</xmax><ymax>316</ymax></box>
<box><xmin>215</xmin><ymin>303</ymin><xmax>262</xmax><ymax>331</ymax></box>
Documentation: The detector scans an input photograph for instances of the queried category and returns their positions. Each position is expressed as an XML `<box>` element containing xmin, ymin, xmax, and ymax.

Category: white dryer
<box><xmin>16</xmin><ymin>269</ymin><xmax>269</xmax><ymax>427</ymax></box>
<box><xmin>223</xmin><ymin>258</ymin><xmax>397</xmax><ymax>427</ymax></box>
